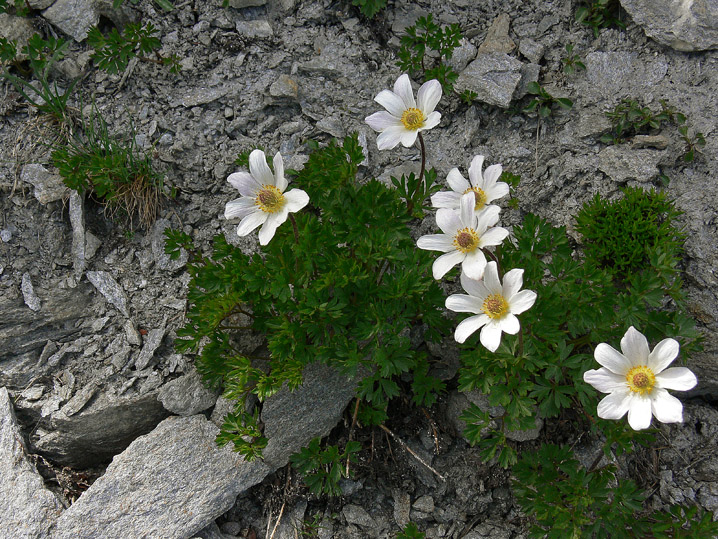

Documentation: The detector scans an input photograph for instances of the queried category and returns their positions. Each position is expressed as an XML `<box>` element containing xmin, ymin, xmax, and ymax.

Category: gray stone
<box><xmin>477</xmin><ymin>13</ymin><xmax>515</xmax><ymax>54</ymax></box>
<box><xmin>537</xmin><ymin>14</ymin><xmax>560</xmax><ymax>35</ymax></box>
<box><xmin>619</xmin><ymin>0</ymin><xmax>718</xmax><ymax>52</ymax></box>
<box><xmin>227</xmin><ymin>0</ymin><xmax>265</xmax><ymax>7</ymax></box>
<box><xmin>181</xmin><ymin>86</ymin><xmax>230</xmax><ymax>108</ymax></box>
<box><xmin>273</xmin><ymin>501</ymin><xmax>308</xmax><ymax>539</ymax></box>
<box><xmin>0</xmin><ymin>229</ymin><xmax>11</xmax><ymax>242</ymax></box>
<box><xmin>580</xmin><ymin>52</ymin><xmax>668</xmax><ymax>101</ymax></box>
<box><xmin>151</xmin><ymin>218</ymin><xmax>188</xmax><ymax>271</ymax></box>
<box><xmin>27</xmin><ymin>0</ymin><xmax>55</xmax><ymax>8</ymax></box>
<box><xmin>269</xmin><ymin>75</ymin><xmax>299</xmax><ymax>99</ymax></box>
<box><xmin>413</xmin><ymin>495</ymin><xmax>435</xmax><ymax>513</ymax></box>
<box><xmin>158</xmin><ymin>369</ymin><xmax>219</xmax><ymax>416</ymax></box>
<box><xmin>1</xmin><ymin>387</ymin><xmax>63</xmax><ymax>539</ymax></box>
<box><xmin>447</xmin><ymin>38</ymin><xmax>478</xmax><ymax>73</ymax></box>
<box><xmin>455</xmin><ymin>53</ymin><xmax>524</xmax><ymax>108</ymax></box>
<box><xmin>316</xmin><ymin>116</ymin><xmax>345</xmax><ymax>139</ymax></box>
<box><xmin>21</xmin><ymin>273</ymin><xmax>41</xmax><ymax>312</ymax></box>
<box><xmin>504</xmin><ymin>414</ymin><xmax>543</xmax><ymax>442</ymax></box>
<box><xmin>210</xmin><ymin>396</ymin><xmax>236</xmax><ymax>428</ymax></box>
<box><xmin>84</xmin><ymin>231</ymin><xmax>101</xmax><ymax>260</ymax></box>
<box><xmin>342</xmin><ymin>504</ymin><xmax>376</xmax><ymax>529</ymax></box>
<box><xmin>42</xmin><ymin>0</ymin><xmax>99</xmax><ymax>42</ymax></box>
<box><xmin>393</xmin><ymin>488</ymin><xmax>411</xmax><ymax>528</ymax></box>
<box><xmin>132</xmin><ymin>326</ymin><xmax>166</xmax><ymax>371</ymax></box>
<box><xmin>193</xmin><ymin>522</ymin><xmax>226</xmax><ymax>539</ymax></box>
<box><xmin>123</xmin><ymin>319</ymin><xmax>141</xmax><ymax>347</ymax></box>
<box><xmin>260</xmin><ymin>362</ymin><xmax>359</xmax><ymax>469</ymax></box>
<box><xmin>235</xmin><ymin>20</ymin><xmax>273</xmax><ymax>39</ymax></box>
<box><xmin>21</xmin><ymin>164</ymin><xmax>70</xmax><ymax>205</ymax></box>
<box><xmin>59</xmin><ymin>381</ymin><xmax>99</xmax><ymax>417</ymax></box>
<box><xmin>69</xmin><ymin>191</ymin><xmax>85</xmax><ymax>277</ymax></box>
<box><xmin>50</xmin><ymin>415</ymin><xmax>271</xmax><ymax>539</ymax></box>
<box><xmin>86</xmin><ymin>271</ymin><xmax>129</xmax><ymax>317</ymax></box>
<box><xmin>0</xmin><ymin>14</ymin><xmax>37</xmax><ymax>59</ymax></box>
<box><xmin>515</xmin><ymin>62</ymin><xmax>540</xmax><ymax>99</ymax></box>
<box><xmin>597</xmin><ymin>146</ymin><xmax>664</xmax><ymax>182</ymax></box>
<box><xmin>518</xmin><ymin>38</ymin><xmax>545</xmax><ymax>63</ymax></box>
<box><xmin>299</xmin><ymin>44</ymin><xmax>345</xmax><ymax>75</ymax></box>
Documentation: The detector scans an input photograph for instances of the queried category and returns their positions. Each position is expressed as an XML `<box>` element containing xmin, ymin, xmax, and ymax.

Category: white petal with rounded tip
<box><xmin>436</xmin><ymin>208</ymin><xmax>462</xmax><ymax>236</ymax></box>
<box><xmin>224</xmin><ymin>198</ymin><xmax>257</xmax><ymax>220</ymax></box>
<box><xmin>249</xmin><ymin>149</ymin><xmax>274</xmax><ymax>186</ymax></box>
<box><xmin>483</xmin><ymin>261</ymin><xmax>501</xmax><ymax>294</ymax></box>
<box><xmin>258</xmin><ymin>209</ymin><xmax>288</xmax><ymax>245</ymax></box>
<box><xmin>376</xmin><ymin>126</ymin><xmax>405</xmax><ymax>150</ymax></box>
<box><xmin>479</xmin><ymin>226</ymin><xmax>509</xmax><ymax>247</ymax></box>
<box><xmin>460</xmin><ymin>193</ymin><xmax>475</xmax><ymax>227</ymax></box>
<box><xmin>594</xmin><ymin>343</ymin><xmax>632</xmax><ymax>375</ymax></box>
<box><xmin>236</xmin><ymin>210</ymin><xmax>267</xmax><ymax>237</ymax></box>
<box><xmin>400</xmin><ymin>128</ymin><xmax>419</xmax><ymax>147</ymax></box>
<box><xmin>365</xmin><ymin>111</ymin><xmax>401</xmax><ymax>131</ymax></box>
<box><xmin>447</xmin><ymin>168</ymin><xmax>470</xmax><ymax>193</ymax></box>
<box><xmin>394</xmin><ymin>74</ymin><xmax>416</xmax><ymax>109</ymax></box>
<box><xmin>583</xmin><ymin>368</ymin><xmax>627</xmax><ymax>393</ymax></box>
<box><xmin>374</xmin><ymin>89</ymin><xmax>405</xmax><ymax>117</ymax></box>
<box><xmin>468</xmin><ymin>155</ymin><xmax>485</xmax><ymax>187</ymax></box>
<box><xmin>620</xmin><ymin>326</ymin><xmax>650</xmax><ymax>366</ymax></box>
<box><xmin>651</xmin><ymin>389</ymin><xmax>684</xmax><ymax>423</ymax></box>
<box><xmin>480</xmin><ymin>324</ymin><xmax>503</xmax><ymax>352</ymax></box>
<box><xmin>228</xmin><ymin>171</ymin><xmax>261</xmax><ymax>197</ymax></box>
<box><xmin>482</xmin><ymin>163</ymin><xmax>502</xmax><ymax>185</ymax></box>
<box><xmin>596</xmin><ymin>389</ymin><xmax>631</xmax><ymax>420</ymax></box>
<box><xmin>454</xmin><ymin>314</ymin><xmax>488</xmax><ymax>344</ymax></box>
<box><xmin>502</xmin><ymin>268</ymin><xmax>524</xmax><ymax>300</ymax></box>
<box><xmin>476</xmin><ymin>205</ymin><xmax>501</xmax><ymax>230</ymax></box>
<box><xmin>485</xmin><ymin>181</ymin><xmax>510</xmax><ymax>202</ymax></box>
<box><xmin>499</xmin><ymin>313</ymin><xmax>520</xmax><ymax>334</ymax></box>
<box><xmin>431</xmin><ymin>191</ymin><xmax>462</xmax><ymax>209</ymax></box>
<box><xmin>417</xmin><ymin>234</ymin><xmax>454</xmax><ymax>252</ymax></box>
<box><xmin>655</xmin><ymin>367</ymin><xmax>697</xmax><ymax>391</ymax></box>
<box><xmin>284</xmin><ymin>189</ymin><xmax>309</xmax><ymax>213</ymax></box>
<box><xmin>462</xmin><ymin>248</ymin><xmax>487</xmax><ymax>280</ymax></box>
<box><xmin>432</xmin><ymin>250</ymin><xmax>465</xmax><ymax>280</ymax></box>
<box><xmin>273</xmin><ymin>152</ymin><xmax>286</xmax><ymax>192</ymax></box>
<box><xmin>420</xmin><ymin>111</ymin><xmax>441</xmax><ymax>130</ymax></box>
<box><xmin>627</xmin><ymin>394</ymin><xmax>653</xmax><ymax>430</ymax></box>
<box><xmin>446</xmin><ymin>294</ymin><xmax>483</xmax><ymax>314</ymax></box>
<box><xmin>417</xmin><ymin>79</ymin><xmax>442</xmax><ymax>113</ymax></box>
<box><xmin>509</xmin><ymin>289</ymin><xmax>537</xmax><ymax>315</ymax></box>
<box><xmin>460</xmin><ymin>270</ymin><xmax>489</xmax><ymax>299</ymax></box>
<box><xmin>648</xmin><ymin>338</ymin><xmax>679</xmax><ymax>373</ymax></box>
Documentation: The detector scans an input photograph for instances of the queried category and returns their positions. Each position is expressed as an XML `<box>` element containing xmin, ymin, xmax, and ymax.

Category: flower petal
<box><xmin>647</xmin><ymin>338</ymin><xmax>679</xmax><ymax>374</ymax></box>
<box><xmin>502</xmin><ymin>267</ymin><xmax>524</xmax><ymax>299</ymax></box>
<box><xmin>417</xmin><ymin>79</ymin><xmax>441</xmax><ymax>114</ymax></box>
<box><xmin>499</xmin><ymin>313</ymin><xmax>520</xmax><ymax>335</ymax></box>
<box><xmin>620</xmin><ymin>326</ymin><xmax>650</xmax><ymax>366</ymax></box>
<box><xmin>431</xmin><ymin>191</ymin><xmax>462</xmax><ymax>209</ymax></box>
<box><xmin>365</xmin><ymin>111</ymin><xmax>401</xmax><ymax>131</ymax></box>
<box><xmin>479</xmin><ymin>226</ymin><xmax>509</xmax><ymax>248</ymax></box>
<box><xmin>454</xmin><ymin>314</ymin><xmax>488</xmax><ymax>344</ymax></box>
<box><xmin>650</xmin><ymin>388</ymin><xmax>684</xmax><ymax>424</ymax></box>
<box><xmin>626</xmin><ymin>394</ymin><xmax>653</xmax><ymax>430</ymax></box>
<box><xmin>374</xmin><ymin>89</ymin><xmax>405</xmax><ymax>117</ymax></box>
<box><xmin>482</xmin><ymin>163</ymin><xmax>502</xmax><ymax>186</ymax></box>
<box><xmin>595</xmin><ymin>388</ymin><xmax>631</xmax><ymax>420</ymax></box>
<box><xmin>485</xmin><ymin>180</ymin><xmax>510</xmax><ymax>202</ymax></box>
<box><xmin>249</xmin><ymin>149</ymin><xmax>274</xmax><ymax>186</ymax></box>
<box><xmin>400</xmin><ymin>128</ymin><xmax>419</xmax><ymax>147</ymax></box>
<box><xmin>273</xmin><ymin>152</ymin><xmax>286</xmax><ymax>192</ymax></box>
<box><xmin>376</xmin><ymin>126</ymin><xmax>405</xmax><ymax>150</ymax></box>
<box><xmin>258</xmin><ymin>209</ymin><xmax>287</xmax><ymax>245</ymax></box>
<box><xmin>227</xmin><ymin>171</ymin><xmax>261</xmax><ymax>197</ymax></box>
<box><xmin>393</xmin><ymin>73</ymin><xmax>416</xmax><ymax>109</ymax></box>
<box><xmin>236</xmin><ymin>210</ymin><xmax>267</xmax><ymax>237</ymax></box>
<box><xmin>445</xmin><ymin>294</ymin><xmax>483</xmax><ymax>314</ymax></box>
<box><xmin>436</xmin><ymin>208</ymin><xmax>462</xmax><ymax>236</ymax></box>
<box><xmin>446</xmin><ymin>168</ymin><xmax>470</xmax><ymax>193</ymax></box>
<box><xmin>583</xmin><ymin>368</ymin><xmax>627</xmax><ymax>394</ymax></box>
<box><xmin>283</xmin><ymin>189</ymin><xmax>309</xmax><ymax>213</ymax></box>
<box><xmin>432</xmin><ymin>250</ymin><xmax>465</xmax><ymax>280</ymax></box>
<box><xmin>420</xmin><ymin>111</ymin><xmax>441</xmax><ymax>131</ymax></box>
<box><xmin>460</xmin><ymin>192</ymin><xmax>476</xmax><ymax>228</ymax></box>
<box><xmin>462</xmin><ymin>248</ymin><xmax>487</xmax><ymax>280</ymax></box>
<box><xmin>476</xmin><ymin>205</ymin><xmax>501</xmax><ymax>230</ymax></box>
<box><xmin>655</xmin><ymin>367</ymin><xmax>697</xmax><ymax>391</ymax></box>
<box><xmin>468</xmin><ymin>155</ymin><xmax>485</xmax><ymax>188</ymax></box>
<box><xmin>460</xmin><ymin>270</ymin><xmax>489</xmax><ymax>299</ymax></box>
<box><xmin>480</xmin><ymin>324</ymin><xmax>503</xmax><ymax>352</ymax></box>
<box><xmin>482</xmin><ymin>261</ymin><xmax>501</xmax><ymax>294</ymax></box>
<box><xmin>417</xmin><ymin>234</ymin><xmax>454</xmax><ymax>252</ymax></box>
<box><xmin>509</xmin><ymin>289</ymin><xmax>537</xmax><ymax>315</ymax></box>
<box><xmin>594</xmin><ymin>343</ymin><xmax>632</xmax><ymax>375</ymax></box>
<box><xmin>224</xmin><ymin>197</ymin><xmax>257</xmax><ymax>220</ymax></box>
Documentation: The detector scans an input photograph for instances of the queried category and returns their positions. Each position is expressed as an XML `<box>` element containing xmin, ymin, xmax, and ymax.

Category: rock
<box><xmin>0</xmin><ymin>14</ymin><xmax>37</xmax><ymax>59</ymax></box>
<box><xmin>50</xmin><ymin>415</ymin><xmax>271</xmax><ymax>539</ymax></box>
<box><xmin>504</xmin><ymin>415</ymin><xmax>543</xmax><ymax>442</ymax></box>
<box><xmin>131</xmin><ymin>326</ymin><xmax>166</xmax><ymax>371</ymax></box>
<box><xmin>455</xmin><ymin>53</ymin><xmax>524</xmax><ymax>108</ymax></box>
<box><xmin>157</xmin><ymin>369</ymin><xmax>219</xmax><ymax>416</ymax></box>
<box><xmin>269</xmin><ymin>75</ymin><xmax>299</xmax><ymax>99</ymax></box>
<box><xmin>393</xmin><ymin>488</ymin><xmax>411</xmax><ymax>528</ymax></box>
<box><xmin>42</xmin><ymin>0</ymin><xmax>99</xmax><ymax>42</ymax></box>
<box><xmin>59</xmin><ymin>381</ymin><xmax>99</xmax><ymax>417</ymax></box>
<box><xmin>210</xmin><ymin>396</ymin><xmax>236</xmax><ymax>428</ymax></box>
<box><xmin>536</xmin><ymin>14</ymin><xmax>560</xmax><ymax>35</ymax></box>
<box><xmin>260</xmin><ymin>362</ymin><xmax>360</xmax><ymax>469</ymax></box>
<box><xmin>515</xmin><ymin>62</ymin><xmax>540</xmax><ymax>99</ymax></box>
<box><xmin>597</xmin><ymin>146</ymin><xmax>664</xmax><ymax>182</ymax></box>
<box><xmin>273</xmin><ymin>501</ymin><xmax>307</xmax><ymax>539</ymax></box>
<box><xmin>151</xmin><ymin>218</ymin><xmax>188</xmax><ymax>271</ymax></box>
<box><xmin>447</xmin><ymin>38</ymin><xmax>478</xmax><ymax>73</ymax></box>
<box><xmin>1</xmin><ymin>387</ymin><xmax>63</xmax><ymax>538</ymax></box>
<box><xmin>580</xmin><ymin>52</ymin><xmax>668</xmax><ymax>101</ymax></box>
<box><xmin>342</xmin><ymin>504</ymin><xmax>376</xmax><ymax>529</ymax></box>
<box><xmin>21</xmin><ymin>273</ymin><xmax>41</xmax><ymax>312</ymax></box>
<box><xmin>27</xmin><ymin>0</ymin><xmax>55</xmax><ymax>8</ymax></box>
<box><xmin>227</xmin><ymin>0</ymin><xmax>265</xmax><ymax>7</ymax></box>
<box><xmin>316</xmin><ymin>116</ymin><xmax>345</xmax><ymax>139</ymax></box>
<box><xmin>193</xmin><ymin>522</ymin><xmax>226</xmax><ymax>539</ymax></box>
<box><xmin>21</xmin><ymin>164</ymin><xmax>70</xmax><ymax>205</ymax></box>
<box><xmin>0</xmin><ymin>229</ymin><xmax>10</xmax><ymax>243</ymax></box>
<box><xmin>86</xmin><ymin>271</ymin><xmax>129</xmax><ymax>317</ymax></box>
<box><xmin>84</xmin><ymin>231</ymin><xmax>101</xmax><ymax>260</ymax></box>
<box><xmin>235</xmin><ymin>20</ymin><xmax>273</xmax><ymax>39</ymax></box>
<box><xmin>518</xmin><ymin>38</ymin><xmax>545</xmax><ymax>63</ymax></box>
<box><xmin>123</xmin><ymin>319</ymin><xmax>141</xmax><ymax>347</ymax></box>
<box><xmin>299</xmin><ymin>44</ymin><xmax>345</xmax><ymax>75</ymax></box>
<box><xmin>619</xmin><ymin>0</ymin><xmax>718</xmax><ymax>52</ymax></box>
<box><xmin>69</xmin><ymin>191</ymin><xmax>85</xmax><ymax>277</ymax></box>
<box><xmin>181</xmin><ymin>86</ymin><xmax>231</xmax><ymax>108</ymax></box>
<box><xmin>477</xmin><ymin>14</ymin><xmax>515</xmax><ymax>54</ymax></box>
<box><xmin>413</xmin><ymin>495</ymin><xmax>435</xmax><ymax>513</ymax></box>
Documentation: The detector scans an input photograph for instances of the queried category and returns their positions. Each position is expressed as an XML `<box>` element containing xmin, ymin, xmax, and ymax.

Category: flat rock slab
<box><xmin>455</xmin><ymin>53</ymin><xmax>523</xmax><ymax>108</ymax></box>
<box><xmin>1</xmin><ymin>387</ymin><xmax>63</xmax><ymax>539</ymax></box>
<box><xmin>50</xmin><ymin>414</ymin><xmax>271</xmax><ymax>539</ymax></box>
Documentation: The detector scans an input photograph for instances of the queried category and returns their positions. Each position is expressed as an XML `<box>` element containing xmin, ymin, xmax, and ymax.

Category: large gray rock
<box><xmin>21</xmin><ymin>164</ymin><xmax>70</xmax><ymax>205</ymax></box>
<box><xmin>1</xmin><ymin>387</ymin><xmax>64</xmax><ymax>539</ymax></box>
<box><xmin>69</xmin><ymin>191</ymin><xmax>85</xmax><ymax>277</ymax></box>
<box><xmin>50</xmin><ymin>415</ymin><xmax>271</xmax><ymax>539</ymax></box>
<box><xmin>597</xmin><ymin>146</ymin><xmax>664</xmax><ymax>182</ymax></box>
<box><xmin>477</xmin><ymin>13</ymin><xmax>515</xmax><ymax>54</ymax></box>
<box><xmin>455</xmin><ymin>53</ymin><xmax>524</xmax><ymax>108</ymax></box>
<box><xmin>42</xmin><ymin>0</ymin><xmax>99</xmax><ymax>42</ymax></box>
<box><xmin>158</xmin><ymin>368</ymin><xmax>219</xmax><ymax>416</ymax></box>
<box><xmin>86</xmin><ymin>271</ymin><xmax>129</xmax><ymax>317</ymax></box>
<box><xmin>580</xmin><ymin>51</ymin><xmax>668</xmax><ymax>102</ymax></box>
<box><xmin>620</xmin><ymin>0</ymin><xmax>718</xmax><ymax>52</ymax></box>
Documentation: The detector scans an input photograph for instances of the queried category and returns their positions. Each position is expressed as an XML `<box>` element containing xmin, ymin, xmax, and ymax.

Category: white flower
<box><xmin>365</xmin><ymin>74</ymin><xmax>442</xmax><ymax>150</ymax></box>
<box><xmin>431</xmin><ymin>155</ymin><xmax>509</xmax><ymax>214</ymax></box>
<box><xmin>417</xmin><ymin>193</ymin><xmax>509</xmax><ymax>280</ymax></box>
<box><xmin>224</xmin><ymin>149</ymin><xmax>309</xmax><ymax>245</ymax></box>
<box><xmin>583</xmin><ymin>327</ymin><xmax>697</xmax><ymax>430</ymax></box>
<box><xmin>445</xmin><ymin>261</ymin><xmax>537</xmax><ymax>351</ymax></box>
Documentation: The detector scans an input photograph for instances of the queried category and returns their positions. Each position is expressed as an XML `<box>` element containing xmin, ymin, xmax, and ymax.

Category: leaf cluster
<box><xmin>524</xmin><ymin>82</ymin><xmax>573</xmax><ymax>119</ymax></box>
<box><xmin>397</xmin><ymin>14</ymin><xmax>462</xmax><ymax>95</ymax></box>
<box><xmin>397</xmin><ymin>522</ymin><xmax>425</xmax><ymax>539</ymax></box>
<box><xmin>561</xmin><ymin>44</ymin><xmax>586</xmax><ymax>75</ymax></box>
<box><xmin>350</xmin><ymin>0</ymin><xmax>387</xmax><ymax>19</ymax></box>
<box><xmin>290</xmin><ymin>437</ymin><xmax>361</xmax><ymax>496</ymax></box>
<box><xmin>0</xmin><ymin>0</ymin><xmax>31</xmax><ymax>16</ymax></box>
<box><xmin>390</xmin><ymin>168</ymin><xmax>441</xmax><ymax>219</ymax></box>
<box><xmin>575</xmin><ymin>0</ymin><xmax>625</xmax><ymax>37</ymax></box>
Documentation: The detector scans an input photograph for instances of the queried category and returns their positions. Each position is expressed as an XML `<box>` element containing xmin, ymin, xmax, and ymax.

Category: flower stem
<box><xmin>418</xmin><ymin>131</ymin><xmax>426</xmax><ymax>185</ymax></box>
<box><xmin>288</xmin><ymin>213</ymin><xmax>299</xmax><ymax>245</ymax></box>
<box><xmin>484</xmin><ymin>248</ymin><xmax>503</xmax><ymax>277</ymax></box>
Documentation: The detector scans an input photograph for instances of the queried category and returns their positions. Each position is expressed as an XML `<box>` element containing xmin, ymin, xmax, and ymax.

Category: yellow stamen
<box><xmin>464</xmin><ymin>187</ymin><xmax>488</xmax><ymax>211</ymax></box>
<box><xmin>625</xmin><ymin>366</ymin><xmax>656</xmax><ymax>396</ymax></box>
<box><xmin>401</xmin><ymin>108</ymin><xmax>424</xmax><ymax>130</ymax></box>
<box><xmin>482</xmin><ymin>294</ymin><xmax>509</xmax><ymax>319</ymax></box>
<box><xmin>453</xmin><ymin>227</ymin><xmax>479</xmax><ymax>253</ymax></box>
<box><xmin>255</xmin><ymin>185</ymin><xmax>285</xmax><ymax>214</ymax></box>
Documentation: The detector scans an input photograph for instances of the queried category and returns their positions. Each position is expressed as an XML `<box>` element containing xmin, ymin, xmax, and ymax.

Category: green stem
<box><xmin>288</xmin><ymin>213</ymin><xmax>299</xmax><ymax>245</ymax></box>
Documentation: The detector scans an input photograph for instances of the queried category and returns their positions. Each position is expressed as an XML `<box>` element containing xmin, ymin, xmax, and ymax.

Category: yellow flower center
<box><xmin>482</xmin><ymin>293</ymin><xmax>509</xmax><ymax>319</ymax></box>
<box><xmin>464</xmin><ymin>187</ymin><xmax>488</xmax><ymax>211</ymax></box>
<box><xmin>625</xmin><ymin>366</ymin><xmax>656</xmax><ymax>396</ymax></box>
<box><xmin>401</xmin><ymin>107</ymin><xmax>424</xmax><ymax>130</ymax></box>
<box><xmin>453</xmin><ymin>227</ymin><xmax>479</xmax><ymax>253</ymax></box>
<box><xmin>255</xmin><ymin>185</ymin><xmax>285</xmax><ymax>214</ymax></box>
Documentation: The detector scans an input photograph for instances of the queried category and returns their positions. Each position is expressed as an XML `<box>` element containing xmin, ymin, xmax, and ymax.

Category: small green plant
<box><xmin>561</xmin><ymin>44</ymin><xmax>586</xmax><ymax>75</ymax></box>
<box><xmin>390</xmin><ymin>168</ymin><xmax>441</xmax><ymax>219</ymax></box>
<box><xmin>600</xmin><ymin>99</ymin><xmax>674</xmax><ymax>144</ymax></box>
<box><xmin>397</xmin><ymin>522</ymin><xmax>425</xmax><ymax>538</ymax></box>
<box><xmin>87</xmin><ymin>22</ymin><xmax>180</xmax><ymax>74</ymax></box>
<box><xmin>678</xmin><ymin>125</ymin><xmax>706</xmax><ymax>163</ymax></box>
<box><xmin>524</xmin><ymin>82</ymin><xmax>573</xmax><ymax>118</ymax></box>
<box><xmin>460</xmin><ymin>89</ymin><xmax>478</xmax><ymax>105</ymax></box>
<box><xmin>290</xmin><ymin>437</ymin><xmax>361</xmax><ymax>496</ymax></box>
<box><xmin>397</xmin><ymin>14</ymin><xmax>462</xmax><ymax>95</ymax></box>
<box><xmin>215</xmin><ymin>407</ymin><xmax>267</xmax><ymax>461</ymax></box>
<box><xmin>575</xmin><ymin>0</ymin><xmax>625</xmax><ymax>37</ymax></box>
<box><xmin>500</xmin><ymin>171</ymin><xmax>521</xmax><ymax>209</ymax></box>
<box><xmin>0</xmin><ymin>37</ymin><xmax>17</xmax><ymax>66</ymax></box>
<box><xmin>52</xmin><ymin>105</ymin><xmax>166</xmax><ymax>227</ymax></box>
<box><xmin>0</xmin><ymin>0</ymin><xmax>31</xmax><ymax>16</ymax></box>
<box><xmin>351</xmin><ymin>0</ymin><xmax>387</xmax><ymax>19</ymax></box>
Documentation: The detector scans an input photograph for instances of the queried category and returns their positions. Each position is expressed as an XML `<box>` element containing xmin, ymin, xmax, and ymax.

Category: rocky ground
<box><xmin>1</xmin><ymin>0</ymin><xmax>717</xmax><ymax>537</ymax></box>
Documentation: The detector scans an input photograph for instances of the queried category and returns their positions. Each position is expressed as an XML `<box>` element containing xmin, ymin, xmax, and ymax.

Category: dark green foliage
<box><xmin>0</xmin><ymin>0</ymin><xmax>31</xmax><ymax>16</ymax></box>
<box><xmin>397</xmin><ymin>14</ymin><xmax>462</xmax><ymax>95</ymax></box>
<box><xmin>390</xmin><ymin>167</ymin><xmax>441</xmax><ymax>219</ymax></box>
<box><xmin>351</xmin><ymin>0</ymin><xmax>387</xmax><ymax>19</ymax></box>
<box><xmin>215</xmin><ymin>407</ymin><xmax>267</xmax><ymax>461</ymax></box>
<box><xmin>290</xmin><ymin>438</ymin><xmax>361</xmax><ymax>496</ymax></box>
<box><xmin>0</xmin><ymin>37</ymin><xmax>17</xmax><ymax>64</ymax></box>
<box><xmin>168</xmin><ymin>134</ymin><xmax>450</xmax><ymax>456</ymax></box>
<box><xmin>575</xmin><ymin>0</ymin><xmax>625</xmax><ymax>37</ymax></box>
<box><xmin>397</xmin><ymin>522</ymin><xmax>425</xmax><ymax>538</ymax></box>
<box><xmin>601</xmin><ymin>99</ymin><xmax>678</xmax><ymax>144</ymax></box>
<box><xmin>562</xmin><ymin>44</ymin><xmax>586</xmax><ymax>75</ymax></box>
<box><xmin>500</xmin><ymin>170</ymin><xmax>521</xmax><ymax>209</ymax></box>
<box><xmin>678</xmin><ymin>125</ymin><xmax>706</xmax><ymax>163</ymax></box>
<box><xmin>524</xmin><ymin>82</ymin><xmax>573</xmax><ymax>118</ymax></box>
